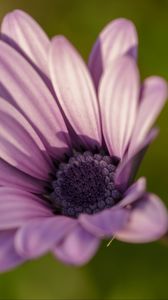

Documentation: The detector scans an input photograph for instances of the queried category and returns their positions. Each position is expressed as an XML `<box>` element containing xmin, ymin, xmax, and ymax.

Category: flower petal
<box><xmin>116</xmin><ymin>128</ymin><xmax>158</xmax><ymax>187</ymax></box>
<box><xmin>116</xmin><ymin>194</ymin><xmax>168</xmax><ymax>243</ymax></box>
<box><xmin>118</xmin><ymin>177</ymin><xmax>146</xmax><ymax>207</ymax></box>
<box><xmin>99</xmin><ymin>56</ymin><xmax>139</xmax><ymax>158</ymax></box>
<box><xmin>0</xmin><ymin>230</ymin><xmax>24</xmax><ymax>272</ymax></box>
<box><xmin>49</xmin><ymin>36</ymin><xmax>101</xmax><ymax>148</ymax></box>
<box><xmin>0</xmin><ymin>98</ymin><xmax>52</xmax><ymax>179</ymax></box>
<box><xmin>0</xmin><ymin>187</ymin><xmax>52</xmax><ymax>230</ymax></box>
<box><xmin>53</xmin><ymin>225</ymin><xmax>100</xmax><ymax>266</ymax></box>
<box><xmin>128</xmin><ymin>76</ymin><xmax>168</xmax><ymax>157</ymax></box>
<box><xmin>15</xmin><ymin>217</ymin><xmax>76</xmax><ymax>258</ymax></box>
<box><xmin>89</xmin><ymin>18</ymin><xmax>138</xmax><ymax>89</ymax></box>
<box><xmin>0</xmin><ymin>159</ymin><xmax>45</xmax><ymax>193</ymax></box>
<box><xmin>0</xmin><ymin>41</ymin><xmax>70</xmax><ymax>158</ymax></box>
<box><xmin>1</xmin><ymin>9</ymin><xmax>50</xmax><ymax>76</ymax></box>
<box><xmin>79</xmin><ymin>208</ymin><xmax>129</xmax><ymax>238</ymax></box>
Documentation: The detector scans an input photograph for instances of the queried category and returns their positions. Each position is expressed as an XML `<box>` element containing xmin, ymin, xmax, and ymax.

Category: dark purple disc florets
<box><xmin>51</xmin><ymin>151</ymin><xmax>121</xmax><ymax>218</ymax></box>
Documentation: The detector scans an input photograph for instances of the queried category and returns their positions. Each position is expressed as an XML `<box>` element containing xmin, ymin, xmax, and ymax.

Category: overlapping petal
<box><xmin>0</xmin><ymin>230</ymin><xmax>24</xmax><ymax>272</ymax></box>
<box><xmin>15</xmin><ymin>217</ymin><xmax>76</xmax><ymax>258</ymax></box>
<box><xmin>0</xmin><ymin>98</ymin><xmax>52</xmax><ymax>179</ymax></box>
<box><xmin>128</xmin><ymin>76</ymin><xmax>167</xmax><ymax>157</ymax></box>
<box><xmin>1</xmin><ymin>9</ymin><xmax>50</xmax><ymax>76</ymax></box>
<box><xmin>116</xmin><ymin>194</ymin><xmax>168</xmax><ymax>243</ymax></box>
<box><xmin>89</xmin><ymin>18</ymin><xmax>138</xmax><ymax>89</ymax></box>
<box><xmin>99</xmin><ymin>56</ymin><xmax>140</xmax><ymax>158</ymax></box>
<box><xmin>53</xmin><ymin>225</ymin><xmax>100</xmax><ymax>266</ymax></box>
<box><xmin>0</xmin><ymin>41</ymin><xmax>70</xmax><ymax>158</ymax></box>
<box><xmin>116</xmin><ymin>128</ymin><xmax>158</xmax><ymax>187</ymax></box>
<box><xmin>79</xmin><ymin>208</ymin><xmax>129</xmax><ymax>238</ymax></box>
<box><xmin>0</xmin><ymin>187</ymin><xmax>52</xmax><ymax>230</ymax></box>
<box><xmin>0</xmin><ymin>159</ymin><xmax>44</xmax><ymax>193</ymax></box>
<box><xmin>49</xmin><ymin>36</ymin><xmax>101</xmax><ymax>148</ymax></box>
<box><xmin>118</xmin><ymin>177</ymin><xmax>146</xmax><ymax>207</ymax></box>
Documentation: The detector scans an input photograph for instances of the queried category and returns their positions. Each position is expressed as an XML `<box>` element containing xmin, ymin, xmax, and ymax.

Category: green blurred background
<box><xmin>0</xmin><ymin>0</ymin><xmax>168</xmax><ymax>299</ymax></box>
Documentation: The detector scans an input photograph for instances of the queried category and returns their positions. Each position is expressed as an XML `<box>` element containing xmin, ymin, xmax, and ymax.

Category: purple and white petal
<box><xmin>89</xmin><ymin>18</ymin><xmax>138</xmax><ymax>89</ymax></box>
<box><xmin>0</xmin><ymin>159</ymin><xmax>45</xmax><ymax>193</ymax></box>
<box><xmin>0</xmin><ymin>230</ymin><xmax>24</xmax><ymax>272</ymax></box>
<box><xmin>99</xmin><ymin>56</ymin><xmax>140</xmax><ymax>158</ymax></box>
<box><xmin>0</xmin><ymin>98</ymin><xmax>52</xmax><ymax>179</ymax></box>
<box><xmin>128</xmin><ymin>76</ymin><xmax>167</xmax><ymax>157</ymax></box>
<box><xmin>79</xmin><ymin>208</ymin><xmax>129</xmax><ymax>238</ymax></box>
<box><xmin>1</xmin><ymin>9</ymin><xmax>50</xmax><ymax>76</ymax></box>
<box><xmin>53</xmin><ymin>225</ymin><xmax>100</xmax><ymax>266</ymax></box>
<box><xmin>0</xmin><ymin>41</ymin><xmax>70</xmax><ymax>158</ymax></box>
<box><xmin>116</xmin><ymin>193</ymin><xmax>168</xmax><ymax>243</ymax></box>
<box><xmin>118</xmin><ymin>177</ymin><xmax>146</xmax><ymax>207</ymax></box>
<box><xmin>49</xmin><ymin>36</ymin><xmax>102</xmax><ymax>148</ymax></box>
<box><xmin>116</xmin><ymin>128</ymin><xmax>158</xmax><ymax>187</ymax></box>
<box><xmin>0</xmin><ymin>187</ymin><xmax>53</xmax><ymax>230</ymax></box>
<box><xmin>15</xmin><ymin>217</ymin><xmax>76</xmax><ymax>258</ymax></box>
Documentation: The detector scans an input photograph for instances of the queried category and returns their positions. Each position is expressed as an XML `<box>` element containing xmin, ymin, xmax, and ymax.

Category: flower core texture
<box><xmin>51</xmin><ymin>151</ymin><xmax>121</xmax><ymax>218</ymax></box>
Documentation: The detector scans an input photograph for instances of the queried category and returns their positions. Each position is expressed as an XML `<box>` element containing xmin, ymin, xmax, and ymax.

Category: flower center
<box><xmin>51</xmin><ymin>151</ymin><xmax>121</xmax><ymax>218</ymax></box>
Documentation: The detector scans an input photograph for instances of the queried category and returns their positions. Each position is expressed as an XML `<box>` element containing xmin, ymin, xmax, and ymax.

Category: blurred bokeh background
<box><xmin>0</xmin><ymin>0</ymin><xmax>168</xmax><ymax>299</ymax></box>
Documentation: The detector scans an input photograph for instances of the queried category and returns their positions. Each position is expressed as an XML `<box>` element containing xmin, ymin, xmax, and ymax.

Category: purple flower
<box><xmin>0</xmin><ymin>9</ymin><xmax>167</xmax><ymax>272</ymax></box>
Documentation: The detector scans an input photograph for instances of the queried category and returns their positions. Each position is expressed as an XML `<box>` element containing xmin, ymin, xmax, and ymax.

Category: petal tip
<box><xmin>51</xmin><ymin>35</ymin><xmax>69</xmax><ymax>46</ymax></box>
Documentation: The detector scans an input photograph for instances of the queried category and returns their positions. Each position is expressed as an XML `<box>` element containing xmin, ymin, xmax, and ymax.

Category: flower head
<box><xmin>0</xmin><ymin>10</ymin><xmax>167</xmax><ymax>272</ymax></box>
